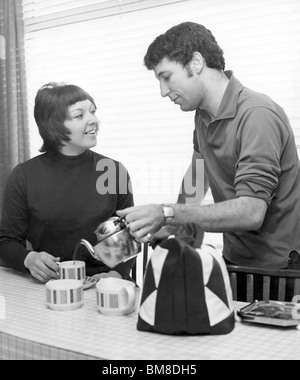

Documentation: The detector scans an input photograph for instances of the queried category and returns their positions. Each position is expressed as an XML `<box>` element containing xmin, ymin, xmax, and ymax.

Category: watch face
<box><xmin>164</xmin><ymin>206</ymin><xmax>174</xmax><ymax>218</ymax></box>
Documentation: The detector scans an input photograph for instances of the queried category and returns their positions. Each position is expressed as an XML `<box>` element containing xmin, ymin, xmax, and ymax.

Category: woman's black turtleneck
<box><xmin>0</xmin><ymin>150</ymin><xmax>135</xmax><ymax>278</ymax></box>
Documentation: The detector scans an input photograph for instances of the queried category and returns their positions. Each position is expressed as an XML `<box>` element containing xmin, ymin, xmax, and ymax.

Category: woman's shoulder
<box><xmin>5</xmin><ymin>154</ymin><xmax>48</xmax><ymax>190</ymax></box>
<box><xmin>13</xmin><ymin>153</ymin><xmax>49</xmax><ymax>172</ymax></box>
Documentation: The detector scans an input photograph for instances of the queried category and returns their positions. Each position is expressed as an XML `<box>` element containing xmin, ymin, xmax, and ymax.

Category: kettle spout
<box><xmin>73</xmin><ymin>239</ymin><xmax>98</xmax><ymax>261</ymax></box>
<box><xmin>80</xmin><ymin>239</ymin><xmax>96</xmax><ymax>255</ymax></box>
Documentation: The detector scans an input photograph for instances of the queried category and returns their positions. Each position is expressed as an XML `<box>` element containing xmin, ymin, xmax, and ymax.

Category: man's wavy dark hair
<box><xmin>144</xmin><ymin>22</ymin><xmax>225</xmax><ymax>71</ymax></box>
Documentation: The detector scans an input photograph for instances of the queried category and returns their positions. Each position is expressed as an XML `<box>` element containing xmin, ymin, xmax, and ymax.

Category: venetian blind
<box><xmin>22</xmin><ymin>0</ymin><xmax>300</xmax><ymax>249</ymax></box>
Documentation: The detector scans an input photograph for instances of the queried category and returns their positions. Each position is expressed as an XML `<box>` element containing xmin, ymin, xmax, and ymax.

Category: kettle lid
<box><xmin>95</xmin><ymin>216</ymin><xmax>126</xmax><ymax>241</ymax></box>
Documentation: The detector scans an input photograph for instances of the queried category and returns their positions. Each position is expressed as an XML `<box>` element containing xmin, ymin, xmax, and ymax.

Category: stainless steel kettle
<box><xmin>75</xmin><ymin>217</ymin><xmax>141</xmax><ymax>268</ymax></box>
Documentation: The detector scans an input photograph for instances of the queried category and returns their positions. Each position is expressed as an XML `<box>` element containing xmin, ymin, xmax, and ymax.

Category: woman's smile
<box><xmin>61</xmin><ymin>99</ymin><xmax>100</xmax><ymax>155</ymax></box>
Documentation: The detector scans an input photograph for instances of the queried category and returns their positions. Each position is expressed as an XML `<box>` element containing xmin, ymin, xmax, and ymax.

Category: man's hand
<box><xmin>117</xmin><ymin>205</ymin><xmax>165</xmax><ymax>243</ymax></box>
<box><xmin>148</xmin><ymin>225</ymin><xmax>181</xmax><ymax>247</ymax></box>
<box><xmin>24</xmin><ymin>251</ymin><xmax>60</xmax><ymax>283</ymax></box>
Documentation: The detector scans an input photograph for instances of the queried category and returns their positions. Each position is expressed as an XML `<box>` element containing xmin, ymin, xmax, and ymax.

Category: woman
<box><xmin>0</xmin><ymin>82</ymin><xmax>135</xmax><ymax>283</ymax></box>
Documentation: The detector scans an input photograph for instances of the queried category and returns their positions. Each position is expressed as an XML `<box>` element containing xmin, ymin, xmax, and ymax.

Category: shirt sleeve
<box><xmin>234</xmin><ymin>106</ymin><xmax>286</xmax><ymax>205</ymax></box>
<box><xmin>0</xmin><ymin>165</ymin><xmax>31</xmax><ymax>273</ymax></box>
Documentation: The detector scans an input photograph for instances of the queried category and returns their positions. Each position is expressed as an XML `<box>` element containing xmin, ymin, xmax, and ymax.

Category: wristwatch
<box><xmin>162</xmin><ymin>204</ymin><xmax>175</xmax><ymax>225</ymax></box>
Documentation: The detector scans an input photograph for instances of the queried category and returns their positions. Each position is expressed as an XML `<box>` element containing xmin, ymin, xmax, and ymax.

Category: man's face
<box><xmin>154</xmin><ymin>57</ymin><xmax>201</xmax><ymax>112</ymax></box>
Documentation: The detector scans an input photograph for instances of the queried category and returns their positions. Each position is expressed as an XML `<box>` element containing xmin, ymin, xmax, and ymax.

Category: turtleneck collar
<box><xmin>48</xmin><ymin>149</ymin><xmax>91</xmax><ymax>165</ymax></box>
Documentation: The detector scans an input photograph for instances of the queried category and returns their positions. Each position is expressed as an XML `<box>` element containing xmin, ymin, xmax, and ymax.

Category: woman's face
<box><xmin>61</xmin><ymin>99</ymin><xmax>99</xmax><ymax>156</ymax></box>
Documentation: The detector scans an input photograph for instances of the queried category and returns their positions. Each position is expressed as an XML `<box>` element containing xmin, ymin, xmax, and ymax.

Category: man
<box><xmin>118</xmin><ymin>22</ymin><xmax>300</xmax><ymax>271</ymax></box>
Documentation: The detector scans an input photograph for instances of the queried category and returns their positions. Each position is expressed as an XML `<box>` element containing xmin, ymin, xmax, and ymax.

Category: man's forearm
<box><xmin>170</xmin><ymin>197</ymin><xmax>267</xmax><ymax>233</ymax></box>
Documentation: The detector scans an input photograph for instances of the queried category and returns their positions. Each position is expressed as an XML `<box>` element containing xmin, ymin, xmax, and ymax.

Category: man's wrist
<box><xmin>162</xmin><ymin>204</ymin><xmax>175</xmax><ymax>225</ymax></box>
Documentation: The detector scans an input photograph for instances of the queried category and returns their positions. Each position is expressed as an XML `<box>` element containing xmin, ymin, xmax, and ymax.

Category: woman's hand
<box><xmin>92</xmin><ymin>271</ymin><xmax>123</xmax><ymax>282</ymax></box>
<box><xmin>24</xmin><ymin>251</ymin><xmax>60</xmax><ymax>283</ymax></box>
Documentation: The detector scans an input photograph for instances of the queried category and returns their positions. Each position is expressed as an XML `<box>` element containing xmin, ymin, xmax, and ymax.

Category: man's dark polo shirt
<box><xmin>193</xmin><ymin>71</ymin><xmax>300</xmax><ymax>268</ymax></box>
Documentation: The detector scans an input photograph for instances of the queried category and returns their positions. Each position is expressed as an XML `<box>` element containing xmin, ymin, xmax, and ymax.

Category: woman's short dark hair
<box><xmin>34</xmin><ymin>82</ymin><xmax>96</xmax><ymax>153</ymax></box>
<box><xmin>144</xmin><ymin>22</ymin><xmax>225</xmax><ymax>71</ymax></box>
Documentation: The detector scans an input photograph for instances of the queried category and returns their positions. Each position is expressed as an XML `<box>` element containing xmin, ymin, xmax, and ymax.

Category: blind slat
<box><xmin>24</xmin><ymin>0</ymin><xmax>187</xmax><ymax>32</ymax></box>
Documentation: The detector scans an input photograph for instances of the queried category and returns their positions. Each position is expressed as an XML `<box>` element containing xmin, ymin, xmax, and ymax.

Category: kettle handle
<box><xmin>96</xmin><ymin>217</ymin><xmax>128</xmax><ymax>243</ymax></box>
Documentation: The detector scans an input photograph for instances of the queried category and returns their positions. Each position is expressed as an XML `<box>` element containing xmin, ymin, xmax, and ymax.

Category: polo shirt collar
<box><xmin>216</xmin><ymin>70</ymin><xmax>244</xmax><ymax>120</ymax></box>
<box><xmin>197</xmin><ymin>71</ymin><xmax>244</xmax><ymax>123</ymax></box>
